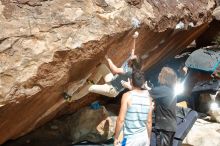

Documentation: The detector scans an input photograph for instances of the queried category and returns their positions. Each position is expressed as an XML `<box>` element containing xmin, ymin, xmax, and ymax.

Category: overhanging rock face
<box><xmin>0</xmin><ymin>0</ymin><xmax>216</xmax><ymax>144</ymax></box>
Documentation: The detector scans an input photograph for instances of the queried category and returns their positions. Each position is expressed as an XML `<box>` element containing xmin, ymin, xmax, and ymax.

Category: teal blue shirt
<box><xmin>123</xmin><ymin>91</ymin><xmax>151</xmax><ymax>138</ymax></box>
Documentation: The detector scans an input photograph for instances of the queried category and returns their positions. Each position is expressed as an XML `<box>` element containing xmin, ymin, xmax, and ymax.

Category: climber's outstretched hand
<box><xmin>132</xmin><ymin>31</ymin><xmax>139</xmax><ymax>39</ymax></box>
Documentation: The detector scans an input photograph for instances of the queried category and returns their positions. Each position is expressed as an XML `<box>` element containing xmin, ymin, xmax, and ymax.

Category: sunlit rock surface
<box><xmin>209</xmin><ymin>108</ymin><xmax>220</xmax><ymax>123</ymax></box>
<box><xmin>0</xmin><ymin>0</ymin><xmax>217</xmax><ymax>144</ymax></box>
<box><xmin>183</xmin><ymin>119</ymin><xmax>220</xmax><ymax>146</ymax></box>
<box><xmin>213</xmin><ymin>6</ymin><xmax>220</xmax><ymax>20</ymax></box>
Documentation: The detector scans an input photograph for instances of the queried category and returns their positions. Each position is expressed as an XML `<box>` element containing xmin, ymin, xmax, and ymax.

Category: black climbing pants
<box><xmin>155</xmin><ymin>129</ymin><xmax>175</xmax><ymax>146</ymax></box>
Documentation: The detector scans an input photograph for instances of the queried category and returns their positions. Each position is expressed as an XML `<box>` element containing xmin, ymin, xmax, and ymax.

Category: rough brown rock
<box><xmin>2</xmin><ymin>105</ymin><xmax>118</xmax><ymax>146</ymax></box>
<box><xmin>196</xmin><ymin>20</ymin><xmax>220</xmax><ymax>48</ymax></box>
<box><xmin>0</xmin><ymin>0</ymin><xmax>217</xmax><ymax>144</ymax></box>
<box><xmin>69</xmin><ymin>106</ymin><xmax>116</xmax><ymax>144</ymax></box>
<box><xmin>126</xmin><ymin>0</ymin><xmax>143</xmax><ymax>8</ymax></box>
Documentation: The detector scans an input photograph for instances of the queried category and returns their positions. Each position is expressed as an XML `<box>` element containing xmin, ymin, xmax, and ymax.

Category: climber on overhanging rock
<box><xmin>64</xmin><ymin>31</ymin><xmax>140</xmax><ymax>102</ymax></box>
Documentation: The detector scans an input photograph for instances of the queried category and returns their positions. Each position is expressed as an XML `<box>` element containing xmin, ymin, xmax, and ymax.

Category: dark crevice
<box><xmin>11</xmin><ymin>0</ymin><xmax>53</xmax><ymax>7</ymax></box>
<box><xmin>1</xmin><ymin>38</ymin><xmax>19</xmax><ymax>54</ymax></box>
<box><xmin>0</xmin><ymin>37</ymin><xmax>9</xmax><ymax>45</ymax></box>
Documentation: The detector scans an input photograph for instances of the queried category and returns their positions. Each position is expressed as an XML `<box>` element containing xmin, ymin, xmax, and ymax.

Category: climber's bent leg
<box><xmin>97</xmin><ymin>64</ymin><xmax>114</xmax><ymax>83</ymax></box>
<box><xmin>88</xmin><ymin>84</ymin><xmax>118</xmax><ymax>97</ymax></box>
<box><xmin>66</xmin><ymin>84</ymin><xmax>92</xmax><ymax>102</ymax></box>
<box><xmin>89</xmin><ymin>64</ymin><xmax>114</xmax><ymax>84</ymax></box>
<box><xmin>64</xmin><ymin>64</ymin><xmax>114</xmax><ymax>101</ymax></box>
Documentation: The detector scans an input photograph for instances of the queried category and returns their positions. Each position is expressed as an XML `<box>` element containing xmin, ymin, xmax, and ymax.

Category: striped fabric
<box><xmin>123</xmin><ymin>91</ymin><xmax>151</xmax><ymax>138</ymax></box>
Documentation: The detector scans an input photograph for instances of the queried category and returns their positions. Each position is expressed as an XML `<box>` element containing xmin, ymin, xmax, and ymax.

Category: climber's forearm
<box><xmin>106</xmin><ymin>57</ymin><xmax>124</xmax><ymax>74</ymax></box>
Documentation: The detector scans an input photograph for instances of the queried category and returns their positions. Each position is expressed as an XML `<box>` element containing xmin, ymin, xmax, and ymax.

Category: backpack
<box><xmin>185</xmin><ymin>48</ymin><xmax>220</xmax><ymax>72</ymax></box>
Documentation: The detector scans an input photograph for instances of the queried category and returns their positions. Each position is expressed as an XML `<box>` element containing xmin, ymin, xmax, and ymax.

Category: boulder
<box><xmin>209</xmin><ymin>108</ymin><xmax>220</xmax><ymax>123</ymax></box>
<box><xmin>183</xmin><ymin>119</ymin><xmax>220</xmax><ymax>146</ymax></box>
<box><xmin>1</xmin><ymin>105</ymin><xmax>118</xmax><ymax>146</ymax></box>
<box><xmin>0</xmin><ymin>0</ymin><xmax>217</xmax><ymax>144</ymax></box>
<box><xmin>68</xmin><ymin>106</ymin><xmax>117</xmax><ymax>144</ymax></box>
<box><xmin>213</xmin><ymin>6</ymin><xmax>220</xmax><ymax>20</ymax></box>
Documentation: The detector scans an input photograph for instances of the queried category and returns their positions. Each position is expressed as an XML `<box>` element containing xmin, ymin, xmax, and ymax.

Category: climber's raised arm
<box><xmin>131</xmin><ymin>31</ymin><xmax>139</xmax><ymax>56</ymax></box>
<box><xmin>105</xmin><ymin>55</ymin><xmax>124</xmax><ymax>74</ymax></box>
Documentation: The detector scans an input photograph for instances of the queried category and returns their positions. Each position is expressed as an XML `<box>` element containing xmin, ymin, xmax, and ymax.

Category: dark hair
<box><xmin>158</xmin><ymin>67</ymin><xmax>177</xmax><ymax>87</ymax></box>
<box><xmin>132</xmin><ymin>70</ymin><xmax>145</xmax><ymax>88</ymax></box>
<box><xmin>129</xmin><ymin>56</ymin><xmax>142</xmax><ymax>71</ymax></box>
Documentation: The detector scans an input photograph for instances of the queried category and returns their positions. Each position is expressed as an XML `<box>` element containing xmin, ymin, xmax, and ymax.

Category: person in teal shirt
<box><xmin>114</xmin><ymin>70</ymin><xmax>153</xmax><ymax>146</ymax></box>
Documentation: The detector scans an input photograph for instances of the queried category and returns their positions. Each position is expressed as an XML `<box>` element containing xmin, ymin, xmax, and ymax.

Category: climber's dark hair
<box><xmin>129</xmin><ymin>56</ymin><xmax>142</xmax><ymax>71</ymax></box>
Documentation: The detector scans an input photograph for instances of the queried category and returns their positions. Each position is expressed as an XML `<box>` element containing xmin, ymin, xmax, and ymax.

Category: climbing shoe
<box><xmin>63</xmin><ymin>92</ymin><xmax>71</xmax><ymax>100</ymax></box>
<box><xmin>86</xmin><ymin>79</ymin><xmax>95</xmax><ymax>85</ymax></box>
